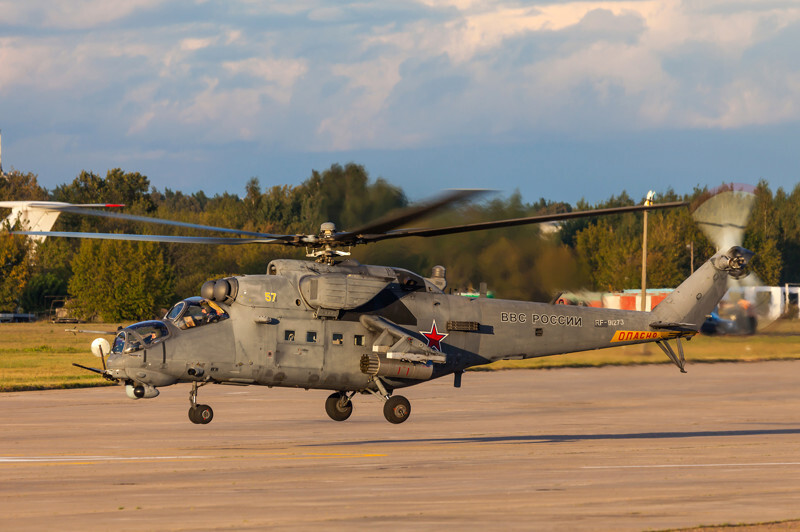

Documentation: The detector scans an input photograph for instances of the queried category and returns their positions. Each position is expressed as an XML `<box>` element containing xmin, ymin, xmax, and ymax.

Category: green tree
<box><xmin>0</xmin><ymin>234</ymin><xmax>32</xmax><ymax>312</ymax></box>
<box><xmin>744</xmin><ymin>181</ymin><xmax>782</xmax><ymax>286</ymax></box>
<box><xmin>773</xmin><ymin>184</ymin><xmax>800</xmax><ymax>283</ymax></box>
<box><xmin>0</xmin><ymin>170</ymin><xmax>48</xmax><ymax>201</ymax></box>
<box><xmin>69</xmin><ymin>239</ymin><xmax>175</xmax><ymax>321</ymax></box>
<box><xmin>51</xmin><ymin>170</ymin><xmax>106</xmax><ymax>204</ymax></box>
<box><xmin>19</xmin><ymin>272</ymin><xmax>67</xmax><ymax>314</ymax></box>
<box><xmin>301</xmin><ymin>163</ymin><xmax>407</xmax><ymax>231</ymax></box>
<box><xmin>104</xmin><ymin>168</ymin><xmax>154</xmax><ymax>213</ymax></box>
<box><xmin>574</xmin><ymin>219</ymin><xmax>641</xmax><ymax>291</ymax></box>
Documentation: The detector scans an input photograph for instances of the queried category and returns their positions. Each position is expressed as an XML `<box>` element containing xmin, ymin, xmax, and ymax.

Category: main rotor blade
<box><xmin>334</xmin><ymin>189</ymin><xmax>489</xmax><ymax>242</ymax></box>
<box><xmin>54</xmin><ymin>206</ymin><xmax>286</xmax><ymax>239</ymax></box>
<box><xmin>0</xmin><ymin>201</ymin><xmax>125</xmax><ymax>209</ymax></box>
<box><xmin>358</xmin><ymin>201</ymin><xmax>689</xmax><ymax>243</ymax></box>
<box><xmin>12</xmin><ymin>231</ymin><xmax>287</xmax><ymax>245</ymax></box>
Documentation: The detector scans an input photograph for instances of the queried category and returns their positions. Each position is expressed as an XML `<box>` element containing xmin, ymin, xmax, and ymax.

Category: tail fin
<box><xmin>652</xmin><ymin>246</ymin><xmax>753</xmax><ymax>328</ymax></box>
<box><xmin>652</xmin><ymin>185</ymin><xmax>757</xmax><ymax>330</ymax></box>
<box><xmin>1</xmin><ymin>202</ymin><xmax>64</xmax><ymax>242</ymax></box>
<box><xmin>0</xmin><ymin>201</ymin><xmax>123</xmax><ymax>243</ymax></box>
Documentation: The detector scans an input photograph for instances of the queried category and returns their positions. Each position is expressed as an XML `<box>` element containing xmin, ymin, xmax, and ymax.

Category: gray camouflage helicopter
<box><xmin>12</xmin><ymin>187</ymin><xmax>754</xmax><ymax>425</ymax></box>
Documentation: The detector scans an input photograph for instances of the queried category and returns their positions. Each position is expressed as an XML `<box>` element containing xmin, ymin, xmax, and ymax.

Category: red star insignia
<box><xmin>420</xmin><ymin>320</ymin><xmax>448</xmax><ymax>352</ymax></box>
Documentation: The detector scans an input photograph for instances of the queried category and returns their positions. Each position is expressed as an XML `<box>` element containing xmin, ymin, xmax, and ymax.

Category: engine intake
<box><xmin>201</xmin><ymin>277</ymin><xmax>239</xmax><ymax>303</ymax></box>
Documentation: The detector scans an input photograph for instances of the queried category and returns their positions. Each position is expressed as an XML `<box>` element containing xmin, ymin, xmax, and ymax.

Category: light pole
<box><xmin>641</xmin><ymin>191</ymin><xmax>655</xmax><ymax>312</ymax></box>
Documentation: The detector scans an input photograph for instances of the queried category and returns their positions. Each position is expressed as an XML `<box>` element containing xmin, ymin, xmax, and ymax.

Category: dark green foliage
<box><xmin>68</xmin><ymin>239</ymin><xmax>175</xmax><ymax>322</ymax></box>
<box><xmin>743</xmin><ymin>181</ymin><xmax>782</xmax><ymax>286</ymax></box>
<box><xmin>4</xmin><ymin>161</ymin><xmax>800</xmax><ymax>319</ymax></box>
<box><xmin>0</xmin><ymin>172</ymin><xmax>47</xmax><ymax>312</ymax></box>
<box><xmin>0</xmin><ymin>234</ymin><xmax>32</xmax><ymax>312</ymax></box>
<box><xmin>574</xmin><ymin>188</ymin><xmax>716</xmax><ymax>291</ymax></box>
<box><xmin>356</xmin><ymin>191</ymin><xmax>589</xmax><ymax>301</ymax></box>
<box><xmin>0</xmin><ymin>170</ymin><xmax>48</xmax><ymax>201</ymax></box>
<box><xmin>19</xmin><ymin>273</ymin><xmax>67</xmax><ymax>313</ymax></box>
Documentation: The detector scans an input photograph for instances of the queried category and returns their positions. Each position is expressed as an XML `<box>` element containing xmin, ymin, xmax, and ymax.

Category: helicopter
<box><xmin>9</xmin><ymin>187</ymin><xmax>754</xmax><ymax>425</ymax></box>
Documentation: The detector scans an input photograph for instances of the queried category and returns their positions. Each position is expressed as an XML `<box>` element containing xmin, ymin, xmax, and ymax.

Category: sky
<box><xmin>2</xmin><ymin>0</ymin><xmax>800</xmax><ymax>205</ymax></box>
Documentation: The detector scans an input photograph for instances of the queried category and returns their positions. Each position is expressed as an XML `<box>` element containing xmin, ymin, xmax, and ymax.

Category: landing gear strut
<box><xmin>188</xmin><ymin>380</ymin><xmax>213</xmax><ymax>424</ymax></box>
<box><xmin>368</xmin><ymin>377</ymin><xmax>412</xmax><ymax>424</ymax></box>
<box><xmin>325</xmin><ymin>391</ymin><xmax>354</xmax><ymax>421</ymax></box>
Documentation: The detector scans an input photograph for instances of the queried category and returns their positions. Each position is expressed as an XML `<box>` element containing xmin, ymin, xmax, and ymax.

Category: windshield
<box><xmin>121</xmin><ymin>321</ymin><xmax>169</xmax><ymax>353</ymax></box>
<box><xmin>111</xmin><ymin>332</ymin><xmax>126</xmax><ymax>354</ymax></box>
<box><xmin>168</xmin><ymin>297</ymin><xmax>229</xmax><ymax>330</ymax></box>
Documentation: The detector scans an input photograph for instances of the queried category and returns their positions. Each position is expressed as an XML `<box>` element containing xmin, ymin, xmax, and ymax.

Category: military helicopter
<box><xmin>11</xmin><ymin>187</ymin><xmax>754</xmax><ymax>425</ymax></box>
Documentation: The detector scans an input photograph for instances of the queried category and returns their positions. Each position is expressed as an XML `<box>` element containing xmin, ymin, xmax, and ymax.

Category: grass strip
<box><xmin>3</xmin><ymin>321</ymin><xmax>800</xmax><ymax>392</ymax></box>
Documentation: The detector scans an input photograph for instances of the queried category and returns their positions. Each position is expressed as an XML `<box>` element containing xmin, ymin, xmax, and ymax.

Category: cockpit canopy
<box><xmin>165</xmin><ymin>297</ymin><xmax>229</xmax><ymax>330</ymax></box>
<box><xmin>111</xmin><ymin>321</ymin><xmax>169</xmax><ymax>354</ymax></box>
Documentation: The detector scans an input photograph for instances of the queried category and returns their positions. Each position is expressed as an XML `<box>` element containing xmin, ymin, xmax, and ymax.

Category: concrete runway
<box><xmin>2</xmin><ymin>360</ymin><xmax>800</xmax><ymax>531</ymax></box>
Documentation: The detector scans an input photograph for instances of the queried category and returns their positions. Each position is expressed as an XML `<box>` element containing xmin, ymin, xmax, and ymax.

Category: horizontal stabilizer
<box><xmin>649</xmin><ymin>321</ymin><xmax>697</xmax><ymax>331</ymax></box>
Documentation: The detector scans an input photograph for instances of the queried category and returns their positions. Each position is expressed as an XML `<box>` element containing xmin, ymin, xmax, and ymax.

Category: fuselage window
<box><xmin>354</xmin><ymin>334</ymin><xmax>364</xmax><ymax>346</ymax></box>
<box><xmin>306</xmin><ymin>331</ymin><xmax>317</xmax><ymax>343</ymax></box>
<box><xmin>332</xmin><ymin>333</ymin><xmax>343</xmax><ymax>345</ymax></box>
<box><xmin>165</xmin><ymin>301</ymin><xmax>186</xmax><ymax>321</ymax></box>
<box><xmin>284</xmin><ymin>330</ymin><xmax>295</xmax><ymax>341</ymax></box>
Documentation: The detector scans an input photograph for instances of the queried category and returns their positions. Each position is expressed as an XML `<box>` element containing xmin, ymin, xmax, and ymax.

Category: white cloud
<box><xmin>180</xmin><ymin>37</ymin><xmax>216</xmax><ymax>52</ymax></box>
<box><xmin>371</xmin><ymin>0</ymin><xmax>800</xmax><ymax>135</ymax></box>
<box><xmin>2</xmin><ymin>0</ymin><xmax>800</xmax><ymax>168</ymax></box>
<box><xmin>222</xmin><ymin>56</ymin><xmax>308</xmax><ymax>104</ymax></box>
<box><xmin>0</xmin><ymin>0</ymin><xmax>168</xmax><ymax>29</ymax></box>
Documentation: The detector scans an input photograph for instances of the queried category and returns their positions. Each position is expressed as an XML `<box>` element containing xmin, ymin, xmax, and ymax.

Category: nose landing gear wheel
<box><xmin>189</xmin><ymin>404</ymin><xmax>214</xmax><ymax>424</ymax></box>
<box><xmin>383</xmin><ymin>395</ymin><xmax>411</xmax><ymax>424</ymax></box>
<box><xmin>325</xmin><ymin>392</ymin><xmax>353</xmax><ymax>421</ymax></box>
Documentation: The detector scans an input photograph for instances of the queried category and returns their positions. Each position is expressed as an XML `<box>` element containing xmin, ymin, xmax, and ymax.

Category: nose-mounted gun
<box><xmin>711</xmin><ymin>246</ymin><xmax>754</xmax><ymax>279</ymax></box>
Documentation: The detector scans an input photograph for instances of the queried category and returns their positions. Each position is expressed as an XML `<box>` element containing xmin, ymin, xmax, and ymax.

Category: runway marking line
<box><xmin>583</xmin><ymin>462</ymin><xmax>800</xmax><ymax>469</ymax></box>
<box><xmin>0</xmin><ymin>456</ymin><xmax>208</xmax><ymax>463</ymax></box>
<box><xmin>0</xmin><ymin>452</ymin><xmax>386</xmax><ymax>465</ymax></box>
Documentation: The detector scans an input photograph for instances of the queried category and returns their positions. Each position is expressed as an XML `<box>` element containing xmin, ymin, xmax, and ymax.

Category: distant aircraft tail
<box><xmin>0</xmin><ymin>201</ymin><xmax>123</xmax><ymax>243</ymax></box>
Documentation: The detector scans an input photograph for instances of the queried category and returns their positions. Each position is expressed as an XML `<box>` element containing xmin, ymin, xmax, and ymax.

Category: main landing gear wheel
<box><xmin>325</xmin><ymin>392</ymin><xmax>353</xmax><ymax>421</ymax></box>
<box><xmin>189</xmin><ymin>404</ymin><xmax>214</xmax><ymax>424</ymax></box>
<box><xmin>383</xmin><ymin>395</ymin><xmax>411</xmax><ymax>424</ymax></box>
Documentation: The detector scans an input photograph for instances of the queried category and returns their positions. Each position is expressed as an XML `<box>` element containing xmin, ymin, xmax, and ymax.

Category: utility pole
<box><xmin>641</xmin><ymin>191</ymin><xmax>655</xmax><ymax>312</ymax></box>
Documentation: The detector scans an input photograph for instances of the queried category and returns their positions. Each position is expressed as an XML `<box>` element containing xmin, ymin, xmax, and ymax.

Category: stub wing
<box><xmin>359</xmin><ymin>314</ymin><xmax>446</xmax><ymax>364</ymax></box>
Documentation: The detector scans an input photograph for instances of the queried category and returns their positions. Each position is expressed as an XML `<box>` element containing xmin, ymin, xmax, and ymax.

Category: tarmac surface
<box><xmin>2</xmin><ymin>360</ymin><xmax>800</xmax><ymax>531</ymax></box>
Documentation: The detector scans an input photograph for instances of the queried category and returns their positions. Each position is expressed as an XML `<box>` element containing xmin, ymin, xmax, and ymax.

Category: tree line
<box><xmin>0</xmin><ymin>163</ymin><xmax>794</xmax><ymax>321</ymax></box>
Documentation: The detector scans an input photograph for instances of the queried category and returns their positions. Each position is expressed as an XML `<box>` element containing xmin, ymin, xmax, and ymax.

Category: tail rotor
<box><xmin>692</xmin><ymin>184</ymin><xmax>766</xmax><ymax>332</ymax></box>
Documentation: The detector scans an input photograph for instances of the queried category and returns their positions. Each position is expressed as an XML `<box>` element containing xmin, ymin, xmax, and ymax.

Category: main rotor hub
<box><xmin>320</xmin><ymin>222</ymin><xmax>336</xmax><ymax>237</ymax></box>
<box><xmin>713</xmin><ymin>246</ymin><xmax>754</xmax><ymax>279</ymax></box>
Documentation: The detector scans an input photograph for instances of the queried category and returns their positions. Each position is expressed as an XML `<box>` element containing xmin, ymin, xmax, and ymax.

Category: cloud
<box><xmin>2</xmin><ymin>0</ymin><xmax>800</xmax><ymax>195</ymax></box>
<box><xmin>0</xmin><ymin>0</ymin><xmax>169</xmax><ymax>29</ymax></box>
